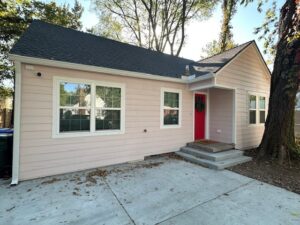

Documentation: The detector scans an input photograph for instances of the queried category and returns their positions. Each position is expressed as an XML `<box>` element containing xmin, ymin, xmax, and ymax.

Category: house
<box><xmin>9</xmin><ymin>21</ymin><xmax>271</xmax><ymax>183</ymax></box>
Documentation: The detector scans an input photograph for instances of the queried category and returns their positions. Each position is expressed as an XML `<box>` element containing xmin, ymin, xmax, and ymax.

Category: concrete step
<box><xmin>180</xmin><ymin>147</ymin><xmax>243</xmax><ymax>162</ymax></box>
<box><xmin>175</xmin><ymin>151</ymin><xmax>252</xmax><ymax>170</ymax></box>
<box><xmin>186</xmin><ymin>142</ymin><xmax>234</xmax><ymax>153</ymax></box>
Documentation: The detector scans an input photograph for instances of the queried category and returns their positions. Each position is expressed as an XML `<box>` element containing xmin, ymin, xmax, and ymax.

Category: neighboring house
<box><xmin>9</xmin><ymin>21</ymin><xmax>270</xmax><ymax>183</ymax></box>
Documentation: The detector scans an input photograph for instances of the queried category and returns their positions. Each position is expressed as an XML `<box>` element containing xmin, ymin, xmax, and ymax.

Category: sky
<box><xmin>41</xmin><ymin>0</ymin><xmax>285</xmax><ymax>61</ymax></box>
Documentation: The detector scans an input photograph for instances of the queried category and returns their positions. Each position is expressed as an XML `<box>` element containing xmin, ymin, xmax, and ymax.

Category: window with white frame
<box><xmin>161</xmin><ymin>88</ymin><xmax>181</xmax><ymax>128</ymax></box>
<box><xmin>259</xmin><ymin>96</ymin><xmax>266</xmax><ymax>123</ymax></box>
<box><xmin>249</xmin><ymin>95</ymin><xmax>256</xmax><ymax>124</ymax></box>
<box><xmin>55</xmin><ymin>78</ymin><xmax>124</xmax><ymax>137</ymax></box>
<box><xmin>249</xmin><ymin>94</ymin><xmax>266</xmax><ymax>124</ymax></box>
<box><xmin>95</xmin><ymin>86</ymin><xmax>121</xmax><ymax>130</ymax></box>
<box><xmin>59</xmin><ymin>82</ymin><xmax>91</xmax><ymax>132</ymax></box>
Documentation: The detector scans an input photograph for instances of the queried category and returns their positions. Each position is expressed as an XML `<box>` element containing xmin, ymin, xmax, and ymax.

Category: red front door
<box><xmin>194</xmin><ymin>94</ymin><xmax>206</xmax><ymax>140</ymax></box>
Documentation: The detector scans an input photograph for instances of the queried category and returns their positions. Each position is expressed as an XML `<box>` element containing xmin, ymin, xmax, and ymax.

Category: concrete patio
<box><xmin>0</xmin><ymin>156</ymin><xmax>300</xmax><ymax>225</ymax></box>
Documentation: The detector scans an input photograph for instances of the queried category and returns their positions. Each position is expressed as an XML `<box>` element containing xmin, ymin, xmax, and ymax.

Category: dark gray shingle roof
<box><xmin>192</xmin><ymin>41</ymin><xmax>253</xmax><ymax>75</ymax></box>
<box><xmin>10</xmin><ymin>20</ymin><xmax>253</xmax><ymax>79</ymax></box>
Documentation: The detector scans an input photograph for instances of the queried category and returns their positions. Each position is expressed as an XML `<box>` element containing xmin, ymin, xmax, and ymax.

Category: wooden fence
<box><xmin>0</xmin><ymin>108</ymin><xmax>12</xmax><ymax>128</ymax></box>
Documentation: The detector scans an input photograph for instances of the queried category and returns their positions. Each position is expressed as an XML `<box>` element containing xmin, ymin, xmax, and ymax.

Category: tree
<box><xmin>201</xmin><ymin>39</ymin><xmax>236</xmax><ymax>58</ymax></box>
<box><xmin>219</xmin><ymin>0</ymin><xmax>237</xmax><ymax>52</ymax></box>
<box><xmin>0</xmin><ymin>0</ymin><xmax>83</xmax><ymax>91</ymax></box>
<box><xmin>258</xmin><ymin>0</ymin><xmax>300</xmax><ymax>163</ymax></box>
<box><xmin>201</xmin><ymin>0</ymin><xmax>239</xmax><ymax>57</ymax></box>
<box><xmin>90</xmin><ymin>0</ymin><xmax>217</xmax><ymax>56</ymax></box>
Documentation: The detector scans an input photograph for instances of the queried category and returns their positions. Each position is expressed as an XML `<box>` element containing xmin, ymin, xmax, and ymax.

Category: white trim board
<box><xmin>11</xmin><ymin>61</ymin><xmax>21</xmax><ymax>185</ymax></box>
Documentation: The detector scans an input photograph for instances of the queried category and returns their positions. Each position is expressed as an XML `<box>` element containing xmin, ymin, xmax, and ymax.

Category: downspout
<box><xmin>11</xmin><ymin>61</ymin><xmax>21</xmax><ymax>185</ymax></box>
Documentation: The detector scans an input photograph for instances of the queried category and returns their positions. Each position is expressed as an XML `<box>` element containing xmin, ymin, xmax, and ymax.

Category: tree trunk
<box><xmin>219</xmin><ymin>0</ymin><xmax>236</xmax><ymax>52</ymax></box>
<box><xmin>258</xmin><ymin>0</ymin><xmax>300</xmax><ymax>162</ymax></box>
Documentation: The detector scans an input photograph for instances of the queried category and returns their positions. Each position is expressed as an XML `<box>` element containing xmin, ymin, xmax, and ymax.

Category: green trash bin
<box><xmin>0</xmin><ymin>128</ymin><xmax>13</xmax><ymax>177</ymax></box>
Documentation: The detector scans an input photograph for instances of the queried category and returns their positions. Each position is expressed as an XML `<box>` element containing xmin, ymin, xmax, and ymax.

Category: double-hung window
<box><xmin>54</xmin><ymin>77</ymin><xmax>125</xmax><ymax>137</ymax></box>
<box><xmin>161</xmin><ymin>88</ymin><xmax>182</xmax><ymax>128</ymax></box>
<box><xmin>248</xmin><ymin>94</ymin><xmax>266</xmax><ymax>125</ymax></box>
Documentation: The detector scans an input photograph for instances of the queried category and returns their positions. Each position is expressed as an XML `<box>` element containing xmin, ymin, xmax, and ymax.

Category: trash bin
<box><xmin>0</xmin><ymin>128</ymin><xmax>13</xmax><ymax>178</ymax></box>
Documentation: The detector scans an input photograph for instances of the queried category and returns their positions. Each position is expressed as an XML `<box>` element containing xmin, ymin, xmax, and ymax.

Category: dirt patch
<box><xmin>85</xmin><ymin>169</ymin><xmax>108</xmax><ymax>184</ymax></box>
<box><xmin>228</xmin><ymin>149</ymin><xmax>300</xmax><ymax>194</ymax></box>
<box><xmin>41</xmin><ymin>178</ymin><xmax>61</xmax><ymax>185</ymax></box>
<box><xmin>164</xmin><ymin>152</ymin><xmax>184</xmax><ymax>160</ymax></box>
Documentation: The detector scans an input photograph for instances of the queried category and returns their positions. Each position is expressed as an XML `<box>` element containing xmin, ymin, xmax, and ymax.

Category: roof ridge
<box><xmin>197</xmin><ymin>40</ymin><xmax>254</xmax><ymax>63</ymax></box>
<box><xmin>31</xmin><ymin>20</ymin><xmax>195</xmax><ymax>63</ymax></box>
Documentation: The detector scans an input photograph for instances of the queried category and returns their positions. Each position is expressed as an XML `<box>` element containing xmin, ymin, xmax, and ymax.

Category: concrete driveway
<box><xmin>1</xmin><ymin>156</ymin><xmax>300</xmax><ymax>225</ymax></box>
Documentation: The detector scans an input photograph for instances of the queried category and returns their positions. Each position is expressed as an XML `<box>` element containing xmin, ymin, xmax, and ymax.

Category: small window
<box><xmin>249</xmin><ymin>95</ymin><xmax>256</xmax><ymax>124</ymax></box>
<box><xmin>259</xmin><ymin>96</ymin><xmax>266</xmax><ymax>123</ymax></box>
<box><xmin>161</xmin><ymin>89</ymin><xmax>181</xmax><ymax>128</ymax></box>
<box><xmin>248</xmin><ymin>94</ymin><xmax>266</xmax><ymax>125</ymax></box>
<box><xmin>59</xmin><ymin>82</ymin><xmax>91</xmax><ymax>132</ymax></box>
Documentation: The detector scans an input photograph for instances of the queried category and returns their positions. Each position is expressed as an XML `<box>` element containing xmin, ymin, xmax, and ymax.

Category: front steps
<box><xmin>176</xmin><ymin>143</ymin><xmax>252</xmax><ymax>170</ymax></box>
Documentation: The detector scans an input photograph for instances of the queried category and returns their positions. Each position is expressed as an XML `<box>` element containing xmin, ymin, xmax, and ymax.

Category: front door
<box><xmin>194</xmin><ymin>93</ymin><xmax>206</xmax><ymax>140</ymax></box>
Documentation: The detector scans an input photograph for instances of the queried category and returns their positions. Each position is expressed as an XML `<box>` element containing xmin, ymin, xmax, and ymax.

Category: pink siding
<box><xmin>216</xmin><ymin>44</ymin><xmax>270</xmax><ymax>149</ymax></box>
<box><xmin>19</xmin><ymin>65</ymin><xmax>194</xmax><ymax>180</ymax></box>
<box><xmin>209</xmin><ymin>88</ymin><xmax>233</xmax><ymax>143</ymax></box>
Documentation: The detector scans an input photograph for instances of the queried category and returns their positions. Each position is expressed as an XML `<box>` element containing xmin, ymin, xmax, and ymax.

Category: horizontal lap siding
<box><xmin>209</xmin><ymin>88</ymin><xmax>233</xmax><ymax>143</ymax></box>
<box><xmin>216</xmin><ymin>45</ymin><xmax>270</xmax><ymax>149</ymax></box>
<box><xmin>20</xmin><ymin>65</ymin><xmax>193</xmax><ymax>180</ymax></box>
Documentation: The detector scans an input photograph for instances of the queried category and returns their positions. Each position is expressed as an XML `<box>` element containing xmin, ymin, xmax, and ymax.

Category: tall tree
<box><xmin>0</xmin><ymin>0</ymin><xmax>83</xmax><ymax>90</ymax></box>
<box><xmin>201</xmin><ymin>0</ymin><xmax>239</xmax><ymax>57</ymax></box>
<box><xmin>90</xmin><ymin>0</ymin><xmax>217</xmax><ymax>56</ymax></box>
<box><xmin>219</xmin><ymin>0</ymin><xmax>237</xmax><ymax>52</ymax></box>
<box><xmin>258</xmin><ymin>0</ymin><xmax>300</xmax><ymax>162</ymax></box>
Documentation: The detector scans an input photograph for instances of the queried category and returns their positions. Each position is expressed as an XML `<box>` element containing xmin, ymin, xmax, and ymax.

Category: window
<box><xmin>95</xmin><ymin>86</ymin><xmax>121</xmax><ymax>130</ymax></box>
<box><xmin>54</xmin><ymin>77</ymin><xmax>125</xmax><ymax>137</ymax></box>
<box><xmin>259</xmin><ymin>96</ymin><xmax>266</xmax><ymax>123</ymax></box>
<box><xmin>161</xmin><ymin>88</ymin><xmax>181</xmax><ymax>128</ymax></box>
<box><xmin>248</xmin><ymin>94</ymin><xmax>266</xmax><ymax>125</ymax></box>
<box><xmin>249</xmin><ymin>95</ymin><xmax>256</xmax><ymax>124</ymax></box>
<box><xmin>59</xmin><ymin>82</ymin><xmax>91</xmax><ymax>132</ymax></box>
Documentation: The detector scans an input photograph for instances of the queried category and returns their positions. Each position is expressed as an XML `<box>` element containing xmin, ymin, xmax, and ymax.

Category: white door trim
<box><xmin>193</xmin><ymin>91</ymin><xmax>209</xmax><ymax>140</ymax></box>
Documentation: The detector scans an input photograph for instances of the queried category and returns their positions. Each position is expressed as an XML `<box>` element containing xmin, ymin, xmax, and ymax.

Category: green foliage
<box><xmin>0</xmin><ymin>0</ymin><xmax>83</xmax><ymax>88</ymax></box>
<box><xmin>201</xmin><ymin>38</ymin><xmax>237</xmax><ymax>58</ymax></box>
<box><xmin>0</xmin><ymin>86</ymin><xmax>13</xmax><ymax>98</ymax></box>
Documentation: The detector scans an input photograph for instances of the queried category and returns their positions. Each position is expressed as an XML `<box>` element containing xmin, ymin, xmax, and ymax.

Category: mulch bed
<box><xmin>228</xmin><ymin>148</ymin><xmax>300</xmax><ymax>194</ymax></box>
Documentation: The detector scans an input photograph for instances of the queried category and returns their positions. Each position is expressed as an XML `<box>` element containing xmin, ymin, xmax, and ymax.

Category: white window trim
<box><xmin>248</xmin><ymin>92</ymin><xmax>266</xmax><ymax>126</ymax></box>
<box><xmin>52</xmin><ymin>76</ymin><xmax>125</xmax><ymax>138</ymax></box>
<box><xmin>160</xmin><ymin>88</ymin><xmax>182</xmax><ymax>129</ymax></box>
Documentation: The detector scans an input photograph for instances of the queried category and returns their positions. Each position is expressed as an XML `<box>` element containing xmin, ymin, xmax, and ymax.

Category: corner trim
<box><xmin>11</xmin><ymin>61</ymin><xmax>21</xmax><ymax>185</ymax></box>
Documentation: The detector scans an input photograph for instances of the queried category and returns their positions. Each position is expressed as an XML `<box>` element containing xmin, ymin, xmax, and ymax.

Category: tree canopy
<box><xmin>90</xmin><ymin>0</ymin><xmax>218</xmax><ymax>56</ymax></box>
<box><xmin>0</xmin><ymin>0</ymin><xmax>83</xmax><ymax>92</ymax></box>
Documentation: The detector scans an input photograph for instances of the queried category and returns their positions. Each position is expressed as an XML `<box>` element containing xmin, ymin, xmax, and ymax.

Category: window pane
<box><xmin>259</xmin><ymin>96</ymin><xmax>266</xmax><ymax>109</ymax></box>
<box><xmin>164</xmin><ymin>109</ymin><xmax>179</xmax><ymax>125</ymax></box>
<box><xmin>164</xmin><ymin>92</ymin><xmax>179</xmax><ymax>108</ymax></box>
<box><xmin>60</xmin><ymin>82</ymin><xmax>91</xmax><ymax>107</ymax></box>
<box><xmin>260</xmin><ymin>111</ymin><xmax>266</xmax><ymax>123</ymax></box>
<box><xmin>96</xmin><ymin>86</ymin><xmax>121</xmax><ymax>108</ymax></box>
<box><xmin>59</xmin><ymin>109</ymin><xmax>90</xmax><ymax>132</ymax></box>
<box><xmin>95</xmin><ymin>110</ymin><xmax>120</xmax><ymax>130</ymax></box>
<box><xmin>249</xmin><ymin>110</ymin><xmax>256</xmax><ymax>124</ymax></box>
<box><xmin>249</xmin><ymin>95</ymin><xmax>256</xmax><ymax>109</ymax></box>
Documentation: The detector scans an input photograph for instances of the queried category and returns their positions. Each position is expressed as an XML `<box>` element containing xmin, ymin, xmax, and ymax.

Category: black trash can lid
<box><xmin>0</xmin><ymin>128</ymin><xmax>13</xmax><ymax>136</ymax></box>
